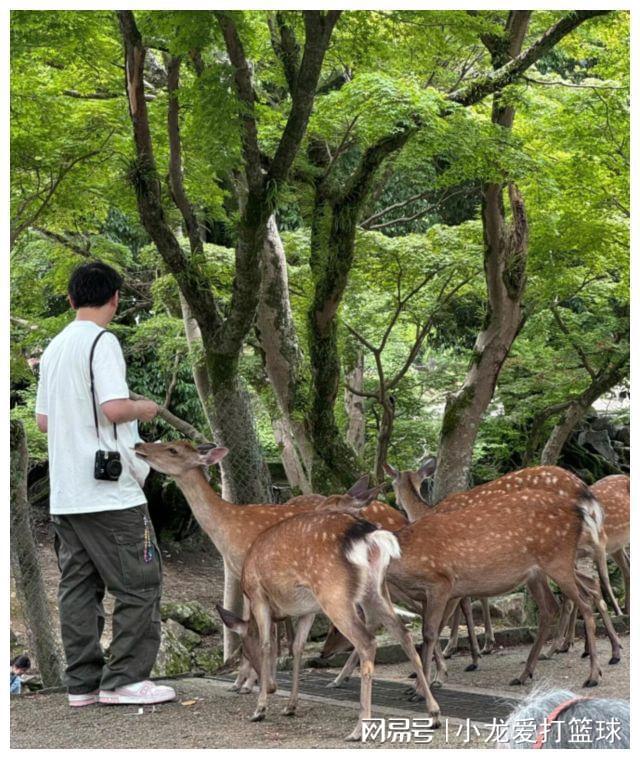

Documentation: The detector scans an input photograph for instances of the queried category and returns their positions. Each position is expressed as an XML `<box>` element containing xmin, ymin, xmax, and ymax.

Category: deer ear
<box><xmin>417</xmin><ymin>457</ymin><xmax>436</xmax><ymax>479</ymax></box>
<box><xmin>198</xmin><ymin>447</ymin><xmax>229</xmax><ymax>466</ymax></box>
<box><xmin>215</xmin><ymin>604</ymin><xmax>248</xmax><ymax>636</ymax></box>
<box><xmin>355</xmin><ymin>484</ymin><xmax>385</xmax><ymax>507</ymax></box>
<box><xmin>383</xmin><ymin>463</ymin><xmax>399</xmax><ymax>479</ymax></box>
<box><xmin>346</xmin><ymin>474</ymin><xmax>370</xmax><ymax>498</ymax></box>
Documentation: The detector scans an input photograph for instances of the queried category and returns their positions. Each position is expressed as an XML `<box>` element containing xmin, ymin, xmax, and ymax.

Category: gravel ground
<box><xmin>9</xmin><ymin>678</ymin><xmax>483</xmax><ymax>749</ymax></box>
<box><xmin>11</xmin><ymin>636</ymin><xmax>628</xmax><ymax>750</ymax></box>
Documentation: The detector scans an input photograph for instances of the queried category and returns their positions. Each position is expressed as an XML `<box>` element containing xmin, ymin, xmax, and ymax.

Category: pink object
<box><xmin>68</xmin><ymin>690</ymin><xmax>99</xmax><ymax>708</ymax></box>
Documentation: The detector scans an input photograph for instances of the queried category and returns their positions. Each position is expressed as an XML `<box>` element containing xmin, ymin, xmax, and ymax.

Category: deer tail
<box><xmin>343</xmin><ymin>520</ymin><xmax>400</xmax><ymax>569</ymax></box>
<box><xmin>576</xmin><ymin>487</ymin><xmax>621</xmax><ymax>616</ymax></box>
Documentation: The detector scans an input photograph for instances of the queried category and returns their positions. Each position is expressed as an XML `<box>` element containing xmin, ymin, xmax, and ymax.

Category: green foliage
<box><xmin>9</xmin><ymin>9</ymin><xmax>629</xmax><ymax>486</ymax></box>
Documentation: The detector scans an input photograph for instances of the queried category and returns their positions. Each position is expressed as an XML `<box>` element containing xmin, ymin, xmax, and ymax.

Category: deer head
<box><xmin>318</xmin><ymin>481</ymin><xmax>386</xmax><ymax>516</ymax></box>
<box><xmin>134</xmin><ymin>440</ymin><xmax>228</xmax><ymax>477</ymax></box>
<box><xmin>383</xmin><ymin>458</ymin><xmax>436</xmax><ymax>512</ymax></box>
<box><xmin>216</xmin><ymin>605</ymin><xmax>274</xmax><ymax>688</ymax></box>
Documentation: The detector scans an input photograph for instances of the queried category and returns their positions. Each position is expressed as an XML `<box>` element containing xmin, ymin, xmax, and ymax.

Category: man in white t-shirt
<box><xmin>36</xmin><ymin>261</ymin><xmax>175</xmax><ymax>707</ymax></box>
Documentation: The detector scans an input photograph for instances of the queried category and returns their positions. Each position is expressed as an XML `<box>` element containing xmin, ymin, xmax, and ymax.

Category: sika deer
<box><xmin>546</xmin><ymin>474</ymin><xmax>630</xmax><ymax>658</ymax></box>
<box><xmin>133</xmin><ymin>440</ymin><xmax>384</xmax><ymax>689</ymax></box>
<box><xmin>390</xmin><ymin>463</ymin><xmax>621</xmax><ymax>666</ymax></box>
<box><xmin>385</xmin><ymin>487</ymin><xmax>606</xmax><ymax>689</ymax></box>
<box><xmin>217</xmin><ymin>510</ymin><xmax>441</xmax><ymax>741</ymax></box>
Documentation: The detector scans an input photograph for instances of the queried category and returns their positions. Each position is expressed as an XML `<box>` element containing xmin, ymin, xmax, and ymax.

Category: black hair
<box><xmin>68</xmin><ymin>261</ymin><xmax>123</xmax><ymax>308</ymax></box>
<box><xmin>11</xmin><ymin>654</ymin><xmax>30</xmax><ymax>669</ymax></box>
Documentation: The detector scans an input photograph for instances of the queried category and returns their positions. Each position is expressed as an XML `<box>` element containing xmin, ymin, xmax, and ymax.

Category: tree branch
<box><xmin>129</xmin><ymin>391</ymin><xmax>207</xmax><ymax>443</ymax></box>
<box><xmin>448</xmin><ymin>11</ymin><xmax>611</xmax><ymax>107</ymax></box>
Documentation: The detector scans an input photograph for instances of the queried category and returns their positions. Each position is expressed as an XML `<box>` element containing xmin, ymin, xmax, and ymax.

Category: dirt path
<box><xmin>11</xmin><ymin>634</ymin><xmax>628</xmax><ymax>750</ymax></box>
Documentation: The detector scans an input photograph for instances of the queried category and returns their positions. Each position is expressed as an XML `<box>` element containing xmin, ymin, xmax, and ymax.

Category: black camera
<box><xmin>94</xmin><ymin>450</ymin><xmax>123</xmax><ymax>481</ymax></box>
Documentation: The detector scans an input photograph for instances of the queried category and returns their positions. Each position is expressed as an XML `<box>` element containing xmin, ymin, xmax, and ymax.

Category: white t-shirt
<box><xmin>35</xmin><ymin>320</ymin><xmax>150</xmax><ymax>514</ymax></box>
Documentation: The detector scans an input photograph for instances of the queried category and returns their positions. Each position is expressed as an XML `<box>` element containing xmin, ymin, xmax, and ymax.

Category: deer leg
<box><xmin>480</xmin><ymin>597</ymin><xmax>495</xmax><ymax>654</ymax></box>
<box><xmin>612</xmin><ymin>548</ymin><xmax>630</xmax><ymax>615</ymax></box>
<box><xmin>284</xmin><ymin>617</ymin><xmax>295</xmax><ymax>657</ymax></box>
<box><xmin>234</xmin><ymin>656</ymin><xmax>259</xmax><ymax>694</ymax></box>
<box><xmin>542</xmin><ymin>595</ymin><xmax>574</xmax><ymax>659</ymax></box>
<box><xmin>576</xmin><ymin>572</ymin><xmax>622</xmax><ymax>665</ymax></box>
<box><xmin>282</xmin><ymin>613</ymin><xmax>315</xmax><ymax>716</ymax></box>
<box><xmin>249</xmin><ymin>600</ymin><xmax>273</xmax><ymax>722</ymax></box>
<box><xmin>510</xmin><ymin>576</ymin><xmax>558</xmax><ymax>686</ymax></box>
<box><xmin>323</xmin><ymin>600</ymin><xmax>377</xmax><ymax>742</ymax></box>
<box><xmin>549</xmin><ymin>569</ymin><xmax>602</xmax><ymax>687</ymax></box>
<box><xmin>459</xmin><ymin>597</ymin><xmax>482</xmax><ymax>670</ymax></box>
<box><xmin>419</xmin><ymin>591</ymin><xmax>453</xmax><ymax>693</ymax></box>
<box><xmin>371</xmin><ymin>586</ymin><xmax>441</xmax><ymax>725</ymax></box>
<box><xmin>442</xmin><ymin>602</ymin><xmax>462</xmax><ymax>659</ymax></box>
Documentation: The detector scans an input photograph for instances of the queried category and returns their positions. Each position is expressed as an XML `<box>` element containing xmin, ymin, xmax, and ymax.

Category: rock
<box><xmin>165</xmin><ymin>619</ymin><xmax>201</xmax><ymax>651</ymax></box>
<box><xmin>151</xmin><ymin>621</ymin><xmax>193</xmax><ymax>678</ymax></box>
<box><xmin>491</xmin><ymin>593</ymin><xmax>526</xmax><ymax>626</ymax></box>
<box><xmin>193</xmin><ymin>646</ymin><xmax>223</xmax><ymax>673</ymax></box>
<box><xmin>577</xmin><ymin>429</ymin><xmax>617</xmax><ymax>464</ymax></box>
<box><xmin>160</xmin><ymin>601</ymin><xmax>219</xmax><ymax>635</ymax></box>
<box><xmin>309</xmin><ymin>615</ymin><xmax>331</xmax><ymax>641</ymax></box>
<box><xmin>471</xmin><ymin>600</ymin><xmax>504</xmax><ymax>623</ymax></box>
<box><xmin>614</xmin><ymin>426</ymin><xmax>630</xmax><ymax>446</ymax></box>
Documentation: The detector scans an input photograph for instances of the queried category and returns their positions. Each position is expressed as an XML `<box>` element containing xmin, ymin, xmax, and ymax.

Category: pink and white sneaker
<box><xmin>99</xmin><ymin>680</ymin><xmax>176</xmax><ymax>705</ymax></box>
<box><xmin>68</xmin><ymin>690</ymin><xmax>99</xmax><ymax>707</ymax></box>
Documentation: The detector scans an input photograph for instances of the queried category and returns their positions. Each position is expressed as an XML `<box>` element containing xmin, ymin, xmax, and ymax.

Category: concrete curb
<box><xmin>306</xmin><ymin>617</ymin><xmax>630</xmax><ymax>669</ymax></box>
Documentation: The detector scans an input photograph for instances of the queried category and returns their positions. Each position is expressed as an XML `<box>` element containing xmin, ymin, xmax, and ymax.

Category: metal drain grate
<box><xmin>211</xmin><ymin>670</ymin><xmax>518</xmax><ymax>723</ymax></box>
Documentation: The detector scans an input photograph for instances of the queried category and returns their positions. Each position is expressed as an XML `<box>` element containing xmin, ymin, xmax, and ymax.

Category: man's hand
<box><xmin>102</xmin><ymin>398</ymin><xmax>158</xmax><ymax>424</ymax></box>
<box><xmin>136</xmin><ymin>399</ymin><xmax>158</xmax><ymax>422</ymax></box>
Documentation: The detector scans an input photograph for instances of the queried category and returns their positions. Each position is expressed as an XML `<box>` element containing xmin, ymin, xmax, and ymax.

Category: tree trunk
<box><xmin>344</xmin><ymin>349</ymin><xmax>366</xmax><ymax>457</ymax></box>
<box><xmin>10</xmin><ymin>421</ymin><xmax>64</xmax><ymax>687</ymax></box>
<box><xmin>433</xmin><ymin>13</ymin><xmax>531</xmax><ymax>502</ymax></box>
<box><xmin>256</xmin><ymin>216</ymin><xmax>314</xmax><ymax>493</ymax></box>
<box><xmin>540</xmin><ymin>356</ymin><xmax>629</xmax><ymax>465</ymax></box>
<box><xmin>374</xmin><ymin>398</ymin><xmax>395</xmax><ymax>483</ymax></box>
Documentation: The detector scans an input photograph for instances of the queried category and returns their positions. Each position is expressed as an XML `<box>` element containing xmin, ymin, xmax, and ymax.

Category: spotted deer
<box><xmin>388</xmin><ymin>463</ymin><xmax>621</xmax><ymax>666</ymax></box>
<box><xmin>133</xmin><ymin>440</ymin><xmax>409</xmax><ymax>690</ymax></box>
<box><xmin>216</xmin><ymin>511</ymin><xmax>441</xmax><ymax>741</ymax></box>
<box><xmin>382</xmin><ymin>487</ymin><xmax>607</xmax><ymax>689</ymax></box>
<box><xmin>545</xmin><ymin>474</ymin><xmax>630</xmax><ymax>658</ymax></box>
<box><xmin>383</xmin><ymin>460</ymin><xmax>484</xmax><ymax>671</ymax></box>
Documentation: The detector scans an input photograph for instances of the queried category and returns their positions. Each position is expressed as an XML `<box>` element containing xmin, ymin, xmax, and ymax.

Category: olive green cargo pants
<box><xmin>52</xmin><ymin>504</ymin><xmax>162</xmax><ymax>694</ymax></box>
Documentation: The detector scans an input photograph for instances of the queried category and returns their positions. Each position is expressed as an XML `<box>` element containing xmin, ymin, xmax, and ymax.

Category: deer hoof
<box><xmin>509</xmin><ymin>677</ymin><xmax>525</xmax><ymax>686</ymax></box>
<box><xmin>407</xmin><ymin>671</ymin><xmax>417</xmax><ymax>679</ymax></box>
<box><xmin>239</xmin><ymin>686</ymin><xmax>253</xmax><ymax>695</ymax></box>
<box><xmin>282</xmin><ymin>706</ymin><xmax>297</xmax><ymax>717</ymax></box>
<box><xmin>250</xmin><ymin>708</ymin><xmax>266</xmax><ymax>722</ymax></box>
<box><xmin>228</xmin><ymin>684</ymin><xmax>240</xmax><ymax>692</ymax></box>
<box><xmin>326</xmin><ymin>680</ymin><xmax>343</xmax><ymax>689</ymax></box>
<box><xmin>581</xmin><ymin>651</ymin><xmax>590</xmax><ymax>659</ymax></box>
<box><xmin>430</xmin><ymin>713</ymin><xmax>442</xmax><ymax>729</ymax></box>
<box><xmin>464</xmin><ymin>663</ymin><xmax>478</xmax><ymax>672</ymax></box>
<box><xmin>345</xmin><ymin>728</ymin><xmax>362</xmax><ymax>742</ymax></box>
<box><xmin>583</xmin><ymin>678</ymin><xmax>599</xmax><ymax>688</ymax></box>
<box><xmin>609</xmin><ymin>656</ymin><xmax>621</xmax><ymax>665</ymax></box>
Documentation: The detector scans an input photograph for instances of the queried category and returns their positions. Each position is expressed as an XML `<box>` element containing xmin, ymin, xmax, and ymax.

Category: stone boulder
<box><xmin>160</xmin><ymin>601</ymin><xmax>219</xmax><ymax>635</ymax></box>
<box><xmin>151</xmin><ymin>620</ymin><xmax>193</xmax><ymax>677</ymax></box>
<box><xmin>193</xmin><ymin>646</ymin><xmax>223</xmax><ymax>673</ymax></box>
<box><xmin>471</xmin><ymin>593</ymin><xmax>526</xmax><ymax>626</ymax></box>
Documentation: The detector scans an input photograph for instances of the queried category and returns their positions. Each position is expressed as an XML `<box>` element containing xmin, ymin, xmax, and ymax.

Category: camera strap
<box><xmin>89</xmin><ymin>330</ymin><xmax>118</xmax><ymax>443</ymax></box>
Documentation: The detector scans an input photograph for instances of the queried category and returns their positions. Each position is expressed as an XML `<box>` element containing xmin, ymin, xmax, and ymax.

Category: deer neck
<box><xmin>398</xmin><ymin>482</ymin><xmax>432</xmax><ymax>522</ymax></box>
<box><xmin>174</xmin><ymin>468</ymin><xmax>237</xmax><ymax>551</ymax></box>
